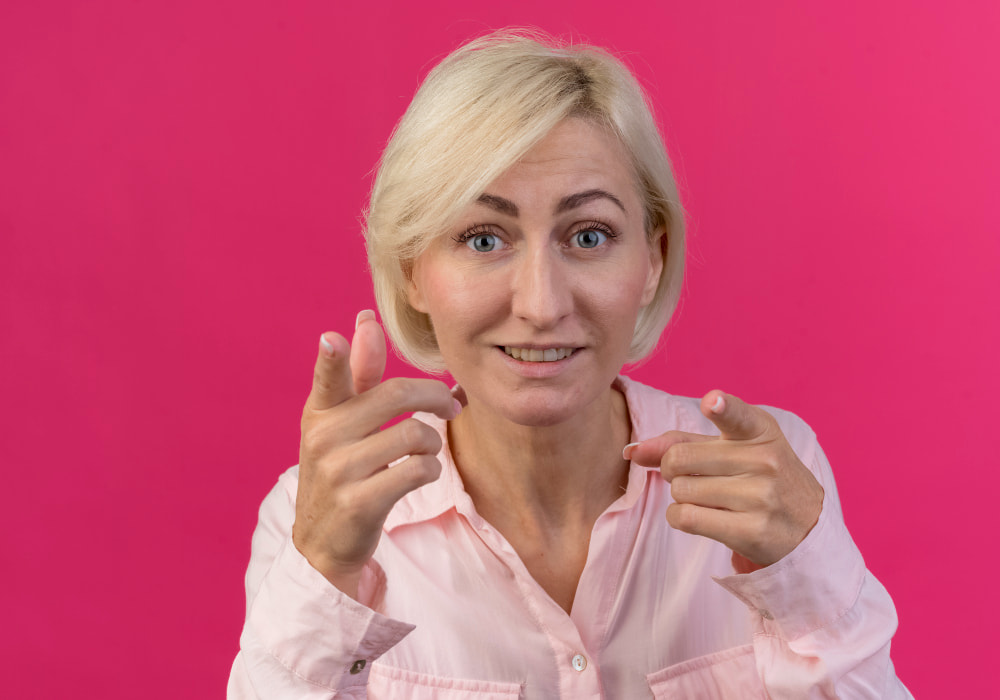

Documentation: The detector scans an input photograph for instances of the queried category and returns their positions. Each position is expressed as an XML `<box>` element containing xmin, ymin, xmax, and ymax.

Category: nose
<box><xmin>510</xmin><ymin>246</ymin><xmax>573</xmax><ymax>329</ymax></box>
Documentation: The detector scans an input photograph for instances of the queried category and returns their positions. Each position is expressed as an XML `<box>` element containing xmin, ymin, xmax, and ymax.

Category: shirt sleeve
<box><xmin>713</xmin><ymin>419</ymin><xmax>913</xmax><ymax>699</ymax></box>
<box><xmin>228</xmin><ymin>468</ymin><xmax>415</xmax><ymax>699</ymax></box>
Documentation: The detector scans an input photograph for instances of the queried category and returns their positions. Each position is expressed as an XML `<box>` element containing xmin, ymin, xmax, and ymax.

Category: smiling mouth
<box><xmin>502</xmin><ymin>346</ymin><xmax>577</xmax><ymax>362</ymax></box>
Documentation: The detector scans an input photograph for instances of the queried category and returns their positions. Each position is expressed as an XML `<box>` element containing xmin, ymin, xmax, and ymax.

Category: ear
<box><xmin>406</xmin><ymin>260</ymin><xmax>429</xmax><ymax>313</ymax></box>
<box><xmin>641</xmin><ymin>226</ymin><xmax>666</xmax><ymax>306</ymax></box>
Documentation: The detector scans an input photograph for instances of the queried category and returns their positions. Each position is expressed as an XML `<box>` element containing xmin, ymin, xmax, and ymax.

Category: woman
<box><xmin>230</xmin><ymin>32</ymin><xmax>910</xmax><ymax>698</ymax></box>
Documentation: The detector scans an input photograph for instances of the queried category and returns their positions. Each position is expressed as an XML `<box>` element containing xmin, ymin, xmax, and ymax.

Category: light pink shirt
<box><xmin>229</xmin><ymin>377</ymin><xmax>911</xmax><ymax>698</ymax></box>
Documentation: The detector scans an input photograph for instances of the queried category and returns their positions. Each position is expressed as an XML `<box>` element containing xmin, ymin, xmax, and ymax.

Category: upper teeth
<box><xmin>504</xmin><ymin>347</ymin><xmax>574</xmax><ymax>362</ymax></box>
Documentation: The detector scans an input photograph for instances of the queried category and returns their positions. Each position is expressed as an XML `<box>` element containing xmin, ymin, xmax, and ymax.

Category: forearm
<box><xmin>716</xmin><ymin>492</ymin><xmax>911</xmax><ymax>698</ymax></box>
<box><xmin>229</xmin><ymin>469</ymin><xmax>413</xmax><ymax>698</ymax></box>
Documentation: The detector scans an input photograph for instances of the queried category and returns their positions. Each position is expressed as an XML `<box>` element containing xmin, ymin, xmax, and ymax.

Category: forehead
<box><xmin>485</xmin><ymin>118</ymin><xmax>639</xmax><ymax>207</ymax></box>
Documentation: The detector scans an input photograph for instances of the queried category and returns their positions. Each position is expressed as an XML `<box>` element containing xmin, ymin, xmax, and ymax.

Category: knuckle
<box><xmin>677</xmin><ymin>505</ymin><xmax>699</xmax><ymax>531</ymax></box>
<box><xmin>378</xmin><ymin>377</ymin><xmax>410</xmax><ymax>406</ymax></box>
<box><xmin>402</xmin><ymin>418</ymin><xmax>427</xmax><ymax>443</ymax></box>
<box><xmin>660</xmin><ymin>446</ymin><xmax>675</xmax><ymax>471</ymax></box>
<box><xmin>660</xmin><ymin>431</ymin><xmax>684</xmax><ymax>452</ymax></box>
<box><xmin>661</xmin><ymin>443</ymin><xmax>689</xmax><ymax>472</ymax></box>
<box><xmin>425</xmin><ymin>378</ymin><xmax>451</xmax><ymax>398</ymax></box>
<box><xmin>760</xmin><ymin>454</ymin><xmax>782</xmax><ymax>476</ymax></box>
<box><xmin>300</xmin><ymin>438</ymin><xmax>355</xmax><ymax>483</ymax></box>
<box><xmin>403</xmin><ymin>454</ymin><xmax>442</xmax><ymax>486</ymax></box>
<box><xmin>743</xmin><ymin>477</ymin><xmax>774</xmax><ymax>511</ymax></box>
<box><xmin>666</xmin><ymin>503</ymin><xmax>697</xmax><ymax>532</ymax></box>
<box><xmin>761</xmin><ymin>411</ymin><xmax>779</xmax><ymax>430</ymax></box>
<box><xmin>670</xmin><ymin>476</ymin><xmax>691</xmax><ymax>502</ymax></box>
<box><xmin>299</xmin><ymin>429</ymin><xmax>324</xmax><ymax>462</ymax></box>
<box><xmin>395</xmin><ymin>418</ymin><xmax>421</xmax><ymax>445</ymax></box>
<box><xmin>397</xmin><ymin>418</ymin><xmax>441</xmax><ymax>453</ymax></box>
<box><xmin>748</xmin><ymin>514</ymin><xmax>771</xmax><ymax>546</ymax></box>
<box><xmin>760</xmin><ymin>478</ymin><xmax>780</xmax><ymax>507</ymax></box>
<box><xmin>746</xmin><ymin>487</ymin><xmax>770</xmax><ymax>513</ymax></box>
<box><xmin>330</xmin><ymin>485</ymin><xmax>369</xmax><ymax>522</ymax></box>
<box><xmin>338</xmin><ymin>444</ymin><xmax>370</xmax><ymax>479</ymax></box>
<box><xmin>737</xmin><ymin>507</ymin><xmax>767</xmax><ymax>538</ymax></box>
<box><xmin>418</xmin><ymin>380</ymin><xmax>452</xmax><ymax>412</ymax></box>
<box><xmin>312</xmin><ymin>367</ymin><xmax>335</xmax><ymax>395</ymax></box>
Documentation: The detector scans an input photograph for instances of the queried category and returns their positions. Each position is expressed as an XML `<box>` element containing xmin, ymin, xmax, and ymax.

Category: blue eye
<box><xmin>467</xmin><ymin>232</ymin><xmax>502</xmax><ymax>252</ymax></box>
<box><xmin>573</xmin><ymin>229</ymin><xmax>607</xmax><ymax>248</ymax></box>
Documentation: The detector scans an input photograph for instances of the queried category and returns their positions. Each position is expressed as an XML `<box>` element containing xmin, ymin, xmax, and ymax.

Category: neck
<box><xmin>448</xmin><ymin>382</ymin><xmax>632</xmax><ymax>534</ymax></box>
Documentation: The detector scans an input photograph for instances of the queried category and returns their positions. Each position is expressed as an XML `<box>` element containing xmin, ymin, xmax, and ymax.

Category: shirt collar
<box><xmin>382</xmin><ymin>411</ymin><xmax>466</xmax><ymax>531</ymax></box>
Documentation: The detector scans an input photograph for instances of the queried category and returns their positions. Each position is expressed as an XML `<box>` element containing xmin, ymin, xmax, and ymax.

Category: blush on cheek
<box><xmin>590</xmin><ymin>272</ymin><xmax>648</xmax><ymax>312</ymax></box>
<box><xmin>424</xmin><ymin>278</ymin><xmax>507</xmax><ymax>356</ymax></box>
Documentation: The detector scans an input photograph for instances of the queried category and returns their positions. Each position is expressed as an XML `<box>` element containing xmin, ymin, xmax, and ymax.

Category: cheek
<box><xmin>422</xmin><ymin>273</ymin><xmax>507</xmax><ymax>343</ymax></box>
<box><xmin>412</xmin><ymin>256</ymin><xmax>477</xmax><ymax>318</ymax></box>
<box><xmin>583</xmin><ymin>268</ymin><xmax>650</xmax><ymax>345</ymax></box>
<box><xmin>590</xmin><ymin>265</ymin><xmax>651</xmax><ymax>312</ymax></box>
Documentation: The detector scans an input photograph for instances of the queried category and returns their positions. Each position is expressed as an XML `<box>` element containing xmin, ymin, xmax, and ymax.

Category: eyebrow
<box><xmin>476</xmin><ymin>193</ymin><xmax>519</xmax><ymax>217</ymax></box>
<box><xmin>475</xmin><ymin>188</ymin><xmax>627</xmax><ymax>217</ymax></box>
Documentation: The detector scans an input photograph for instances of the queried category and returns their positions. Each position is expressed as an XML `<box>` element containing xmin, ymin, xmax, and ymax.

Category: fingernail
<box><xmin>356</xmin><ymin>309</ymin><xmax>376</xmax><ymax>330</ymax></box>
<box><xmin>319</xmin><ymin>334</ymin><xmax>334</xmax><ymax>357</ymax></box>
<box><xmin>452</xmin><ymin>398</ymin><xmax>463</xmax><ymax>417</ymax></box>
<box><xmin>623</xmin><ymin>442</ymin><xmax>640</xmax><ymax>460</ymax></box>
<box><xmin>711</xmin><ymin>395</ymin><xmax>725</xmax><ymax>414</ymax></box>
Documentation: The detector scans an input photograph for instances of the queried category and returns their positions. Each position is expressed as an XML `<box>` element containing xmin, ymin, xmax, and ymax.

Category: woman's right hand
<box><xmin>291</xmin><ymin>310</ymin><xmax>460</xmax><ymax>599</ymax></box>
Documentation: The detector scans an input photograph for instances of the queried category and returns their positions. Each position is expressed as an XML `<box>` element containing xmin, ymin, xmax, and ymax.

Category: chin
<box><xmin>489</xmin><ymin>385</ymin><xmax>601</xmax><ymax>428</ymax></box>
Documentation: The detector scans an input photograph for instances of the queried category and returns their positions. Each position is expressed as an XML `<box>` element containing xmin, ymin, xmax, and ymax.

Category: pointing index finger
<box><xmin>624</xmin><ymin>430</ymin><xmax>715</xmax><ymax>468</ymax></box>
<box><xmin>350</xmin><ymin>310</ymin><xmax>387</xmax><ymax>395</ymax></box>
<box><xmin>702</xmin><ymin>390</ymin><xmax>771</xmax><ymax>441</ymax></box>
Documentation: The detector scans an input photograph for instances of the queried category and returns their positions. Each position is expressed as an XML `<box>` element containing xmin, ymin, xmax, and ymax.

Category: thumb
<box><xmin>701</xmin><ymin>390</ymin><xmax>769</xmax><ymax>441</ymax></box>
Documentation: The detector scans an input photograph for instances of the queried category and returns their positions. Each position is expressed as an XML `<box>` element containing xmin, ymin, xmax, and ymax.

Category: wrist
<box><xmin>292</xmin><ymin>531</ymin><xmax>366</xmax><ymax>599</ymax></box>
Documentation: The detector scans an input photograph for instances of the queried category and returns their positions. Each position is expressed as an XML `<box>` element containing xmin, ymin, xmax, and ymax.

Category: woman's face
<box><xmin>408</xmin><ymin>117</ymin><xmax>663</xmax><ymax>427</ymax></box>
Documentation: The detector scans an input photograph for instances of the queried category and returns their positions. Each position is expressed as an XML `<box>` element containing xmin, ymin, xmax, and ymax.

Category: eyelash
<box><xmin>451</xmin><ymin>220</ymin><xmax>619</xmax><ymax>246</ymax></box>
<box><xmin>452</xmin><ymin>224</ymin><xmax>497</xmax><ymax>245</ymax></box>
<box><xmin>573</xmin><ymin>220</ymin><xmax>617</xmax><ymax>244</ymax></box>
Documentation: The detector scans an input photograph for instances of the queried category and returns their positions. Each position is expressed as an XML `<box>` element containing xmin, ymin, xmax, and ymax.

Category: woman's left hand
<box><xmin>626</xmin><ymin>390</ymin><xmax>825</xmax><ymax>572</ymax></box>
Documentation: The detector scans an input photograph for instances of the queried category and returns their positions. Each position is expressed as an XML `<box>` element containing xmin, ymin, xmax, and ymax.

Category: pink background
<box><xmin>2</xmin><ymin>1</ymin><xmax>997</xmax><ymax>696</ymax></box>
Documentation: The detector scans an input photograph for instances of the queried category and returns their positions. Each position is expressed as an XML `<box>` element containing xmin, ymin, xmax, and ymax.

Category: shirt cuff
<box><xmin>713</xmin><ymin>495</ymin><xmax>867</xmax><ymax>641</ymax></box>
<box><xmin>245</xmin><ymin>535</ymin><xmax>415</xmax><ymax>691</ymax></box>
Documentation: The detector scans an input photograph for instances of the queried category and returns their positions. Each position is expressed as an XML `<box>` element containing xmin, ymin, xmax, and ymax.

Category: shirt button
<box><xmin>758</xmin><ymin>608</ymin><xmax>774</xmax><ymax>620</ymax></box>
<box><xmin>349</xmin><ymin>659</ymin><xmax>367</xmax><ymax>675</ymax></box>
<box><xmin>571</xmin><ymin>654</ymin><xmax>587</xmax><ymax>672</ymax></box>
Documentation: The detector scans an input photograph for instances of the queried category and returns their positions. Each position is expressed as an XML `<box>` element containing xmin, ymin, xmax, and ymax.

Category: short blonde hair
<box><xmin>364</xmin><ymin>30</ymin><xmax>685</xmax><ymax>372</ymax></box>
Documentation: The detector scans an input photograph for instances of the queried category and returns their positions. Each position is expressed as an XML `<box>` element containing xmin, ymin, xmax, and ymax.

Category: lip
<box><xmin>502</xmin><ymin>344</ymin><xmax>578</xmax><ymax>362</ymax></box>
<box><xmin>500</xmin><ymin>343</ymin><xmax>580</xmax><ymax>350</ymax></box>
<box><xmin>495</xmin><ymin>345</ymin><xmax>581</xmax><ymax>378</ymax></box>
